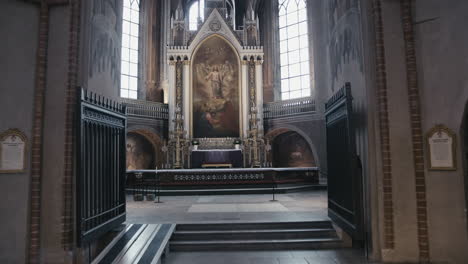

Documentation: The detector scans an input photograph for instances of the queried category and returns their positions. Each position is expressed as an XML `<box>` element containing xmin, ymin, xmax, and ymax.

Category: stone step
<box><xmin>170</xmin><ymin>238</ymin><xmax>345</xmax><ymax>251</ymax></box>
<box><xmin>175</xmin><ymin>221</ymin><xmax>333</xmax><ymax>231</ymax></box>
<box><xmin>171</xmin><ymin>228</ymin><xmax>338</xmax><ymax>241</ymax></box>
<box><xmin>92</xmin><ymin>224</ymin><xmax>176</xmax><ymax>264</ymax></box>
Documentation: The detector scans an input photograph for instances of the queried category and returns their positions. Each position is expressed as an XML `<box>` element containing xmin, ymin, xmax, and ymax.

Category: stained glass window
<box><xmin>121</xmin><ymin>0</ymin><xmax>140</xmax><ymax>99</ymax></box>
<box><xmin>278</xmin><ymin>0</ymin><xmax>310</xmax><ymax>100</ymax></box>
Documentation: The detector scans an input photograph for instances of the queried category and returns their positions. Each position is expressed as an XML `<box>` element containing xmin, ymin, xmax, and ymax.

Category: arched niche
<box><xmin>269</xmin><ymin>130</ymin><xmax>316</xmax><ymax>168</ymax></box>
<box><xmin>126</xmin><ymin>129</ymin><xmax>164</xmax><ymax>170</ymax></box>
<box><xmin>191</xmin><ymin>35</ymin><xmax>241</xmax><ymax>138</ymax></box>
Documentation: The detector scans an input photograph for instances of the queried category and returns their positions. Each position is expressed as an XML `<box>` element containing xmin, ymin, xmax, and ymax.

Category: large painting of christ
<box><xmin>192</xmin><ymin>36</ymin><xmax>240</xmax><ymax>138</ymax></box>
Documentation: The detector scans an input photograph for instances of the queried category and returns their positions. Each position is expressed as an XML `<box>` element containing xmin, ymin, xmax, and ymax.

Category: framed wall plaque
<box><xmin>0</xmin><ymin>129</ymin><xmax>27</xmax><ymax>173</ymax></box>
<box><xmin>426</xmin><ymin>125</ymin><xmax>457</xmax><ymax>171</ymax></box>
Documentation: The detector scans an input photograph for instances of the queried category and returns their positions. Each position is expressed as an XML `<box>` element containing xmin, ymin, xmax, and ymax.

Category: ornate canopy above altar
<box><xmin>167</xmin><ymin>8</ymin><xmax>264</xmax><ymax>140</ymax></box>
<box><xmin>166</xmin><ymin>7</ymin><xmax>266</xmax><ymax>168</ymax></box>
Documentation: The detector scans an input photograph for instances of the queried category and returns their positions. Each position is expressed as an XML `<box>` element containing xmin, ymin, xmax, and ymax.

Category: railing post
<box><xmin>154</xmin><ymin>171</ymin><xmax>163</xmax><ymax>204</ymax></box>
<box><xmin>270</xmin><ymin>171</ymin><xmax>277</xmax><ymax>202</ymax></box>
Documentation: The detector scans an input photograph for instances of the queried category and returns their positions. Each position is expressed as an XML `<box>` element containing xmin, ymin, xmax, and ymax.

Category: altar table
<box><xmin>191</xmin><ymin>149</ymin><xmax>243</xmax><ymax>168</ymax></box>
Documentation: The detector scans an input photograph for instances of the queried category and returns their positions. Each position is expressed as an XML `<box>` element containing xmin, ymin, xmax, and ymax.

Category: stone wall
<box><xmin>40</xmin><ymin>5</ymin><xmax>71</xmax><ymax>262</ymax></box>
<box><xmin>82</xmin><ymin>0</ymin><xmax>123</xmax><ymax>98</ymax></box>
<box><xmin>414</xmin><ymin>1</ymin><xmax>468</xmax><ymax>263</ymax></box>
<box><xmin>0</xmin><ymin>2</ymin><xmax>38</xmax><ymax>262</ymax></box>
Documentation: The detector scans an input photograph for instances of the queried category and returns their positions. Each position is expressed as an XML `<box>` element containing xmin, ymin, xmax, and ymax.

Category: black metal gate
<box><xmin>76</xmin><ymin>89</ymin><xmax>127</xmax><ymax>245</ymax></box>
<box><xmin>325</xmin><ymin>83</ymin><xmax>363</xmax><ymax>243</ymax></box>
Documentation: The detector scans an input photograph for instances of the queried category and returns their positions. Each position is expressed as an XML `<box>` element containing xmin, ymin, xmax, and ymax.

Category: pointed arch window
<box><xmin>121</xmin><ymin>0</ymin><xmax>140</xmax><ymax>99</ymax></box>
<box><xmin>278</xmin><ymin>0</ymin><xmax>310</xmax><ymax>100</ymax></box>
<box><xmin>189</xmin><ymin>0</ymin><xmax>205</xmax><ymax>31</ymax></box>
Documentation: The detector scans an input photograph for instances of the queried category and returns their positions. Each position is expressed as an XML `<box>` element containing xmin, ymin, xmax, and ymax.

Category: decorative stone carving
<box><xmin>209</xmin><ymin>19</ymin><xmax>222</xmax><ymax>32</ymax></box>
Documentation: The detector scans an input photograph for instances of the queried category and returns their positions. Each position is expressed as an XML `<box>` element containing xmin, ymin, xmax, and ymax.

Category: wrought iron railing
<box><xmin>263</xmin><ymin>97</ymin><xmax>316</xmax><ymax>119</ymax></box>
<box><xmin>77</xmin><ymin>89</ymin><xmax>127</xmax><ymax>245</ymax></box>
<box><xmin>121</xmin><ymin>96</ymin><xmax>316</xmax><ymax>121</ymax></box>
<box><xmin>121</xmin><ymin>98</ymin><xmax>169</xmax><ymax>120</ymax></box>
<box><xmin>126</xmin><ymin>167</ymin><xmax>319</xmax><ymax>187</ymax></box>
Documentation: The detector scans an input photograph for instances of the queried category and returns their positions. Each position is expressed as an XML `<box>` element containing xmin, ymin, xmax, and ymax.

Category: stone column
<box><xmin>241</xmin><ymin>60</ymin><xmax>249</xmax><ymax>138</ymax></box>
<box><xmin>168</xmin><ymin>60</ymin><xmax>176</xmax><ymax>130</ymax></box>
<box><xmin>183</xmin><ymin>60</ymin><xmax>190</xmax><ymax>135</ymax></box>
<box><xmin>160</xmin><ymin>0</ymin><xmax>170</xmax><ymax>82</ymax></box>
<box><xmin>255</xmin><ymin>59</ymin><xmax>264</xmax><ymax>131</ymax></box>
<box><xmin>143</xmin><ymin>0</ymin><xmax>162</xmax><ymax>102</ymax></box>
<box><xmin>260</xmin><ymin>0</ymin><xmax>281</xmax><ymax>102</ymax></box>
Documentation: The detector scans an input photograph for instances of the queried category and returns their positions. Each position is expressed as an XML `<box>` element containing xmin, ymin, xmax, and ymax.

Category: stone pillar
<box><xmin>255</xmin><ymin>59</ymin><xmax>264</xmax><ymax>131</ymax></box>
<box><xmin>241</xmin><ymin>60</ymin><xmax>249</xmax><ymax>138</ymax></box>
<box><xmin>160</xmin><ymin>0</ymin><xmax>170</xmax><ymax>82</ymax></box>
<box><xmin>307</xmin><ymin>0</ymin><xmax>326</xmax><ymax>113</ymax></box>
<box><xmin>168</xmin><ymin>60</ymin><xmax>176</xmax><ymax>130</ymax></box>
<box><xmin>143</xmin><ymin>0</ymin><xmax>162</xmax><ymax>102</ymax></box>
<box><xmin>183</xmin><ymin>60</ymin><xmax>190</xmax><ymax>134</ymax></box>
<box><xmin>260</xmin><ymin>0</ymin><xmax>280</xmax><ymax>102</ymax></box>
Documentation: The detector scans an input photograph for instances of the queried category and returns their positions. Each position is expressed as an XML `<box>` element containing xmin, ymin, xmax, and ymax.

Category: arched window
<box><xmin>121</xmin><ymin>0</ymin><xmax>140</xmax><ymax>99</ymax></box>
<box><xmin>189</xmin><ymin>0</ymin><xmax>205</xmax><ymax>31</ymax></box>
<box><xmin>278</xmin><ymin>0</ymin><xmax>310</xmax><ymax>100</ymax></box>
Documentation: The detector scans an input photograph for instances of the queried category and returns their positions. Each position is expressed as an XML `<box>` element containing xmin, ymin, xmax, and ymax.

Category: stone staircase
<box><xmin>170</xmin><ymin>221</ymin><xmax>346</xmax><ymax>251</ymax></box>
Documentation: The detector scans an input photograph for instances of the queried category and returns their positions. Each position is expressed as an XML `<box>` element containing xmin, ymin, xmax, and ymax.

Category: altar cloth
<box><xmin>191</xmin><ymin>149</ymin><xmax>243</xmax><ymax>168</ymax></box>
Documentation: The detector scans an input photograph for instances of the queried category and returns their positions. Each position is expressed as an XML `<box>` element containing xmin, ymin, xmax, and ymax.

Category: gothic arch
<box><xmin>265</xmin><ymin>125</ymin><xmax>320</xmax><ymax>168</ymax></box>
<box><xmin>191</xmin><ymin>33</ymin><xmax>241</xmax><ymax>61</ymax></box>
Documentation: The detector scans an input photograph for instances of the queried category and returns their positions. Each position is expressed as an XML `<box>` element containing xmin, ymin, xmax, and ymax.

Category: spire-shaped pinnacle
<box><xmin>175</xmin><ymin>0</ymin><xmax>184</xmax><ymax>20</ymax></box>
<box><xmin>246</xmin><ymin>1</ymin><xmax>255</xmax><ymax>21</ymax></box>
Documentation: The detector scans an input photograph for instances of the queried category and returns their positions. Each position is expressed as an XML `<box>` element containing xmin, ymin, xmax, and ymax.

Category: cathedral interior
<box><xmin>1</xmin><ymin>0</ymin><xmax>468</xmax><ymax>263</ymax></box>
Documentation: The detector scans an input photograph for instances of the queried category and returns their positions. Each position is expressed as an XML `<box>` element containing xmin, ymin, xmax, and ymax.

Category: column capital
<box><xmin>168</xmin><ymin>60</ymin><xmax>177</xmax><ymax>65</ymax></box>
<box><xmin>241</xmin><ymin>60</ymin><xmax>249</xmax><ymax>65</ymax></box>
<box><xmin>183</xmin><ymin>60</ymin><xmax>191</xmax><ymax>65</ymax></box>
<box><xmin>255</xmin><ymin>60</ymin><xmax>264</xmax><ymax>65</ymax></box>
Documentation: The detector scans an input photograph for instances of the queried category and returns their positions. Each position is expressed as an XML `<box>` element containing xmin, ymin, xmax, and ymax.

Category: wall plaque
<box><xmin>426</xmin><ymin>125</ymin><xmax>456</xmax><ymax>170</ymax></box>
<box><xmin>0</xmin><ymin>129</ymin><xmax>27</xmax><ymax>173</ymax></box>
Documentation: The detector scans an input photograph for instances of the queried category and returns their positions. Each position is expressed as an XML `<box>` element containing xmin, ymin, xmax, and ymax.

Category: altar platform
<box><xmin>126</xmin><ymin>167</ymin><xmax>322</xmax><ymax>196</ymax></box>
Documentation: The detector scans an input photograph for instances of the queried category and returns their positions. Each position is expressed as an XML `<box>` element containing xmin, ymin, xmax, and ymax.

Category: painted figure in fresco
<box><xmin>205</xmin><ymin>66</ymin><xmax>223</xmax><ymax>98</ymax></box>
<box><xmin>192</xmin><ymin>36</ymin><xmax>240</xmax><ymax>138</ymax></box>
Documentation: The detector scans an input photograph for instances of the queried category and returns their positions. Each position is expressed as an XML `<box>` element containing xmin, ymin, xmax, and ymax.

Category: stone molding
<box><xmin>371</xmin><ymin>0</ymin><xmax>395</xmax><ymax>250</ymax></box>
<box><xmin>28</xmin><ymin>2</ymin><xmax>49</xmax><ymax>263</ymax></box>
<box><xmin>401</xmin><ymin>0</ymin><xmax>430</xmax><ymax>261</ymax></box>
<box><xmin>61</xmin><ymin>0</ymin><xmax>81</xmax><ymax>251</ymax></box>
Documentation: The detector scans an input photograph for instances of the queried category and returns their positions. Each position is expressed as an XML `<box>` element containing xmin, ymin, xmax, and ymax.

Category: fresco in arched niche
<box><xmin>272</xmin><ymin>131</ymin><xmax>315</xmax><ymax>167</ymax></box>
<box><xmin>192</xmin><ymin>35</ymin><xmax>240</xmax><ymax>138</ymax></box>
<box><xmin>126</xmin><ymin>133</ymin><xmax>155</xmax><ymax>170</ymax></box>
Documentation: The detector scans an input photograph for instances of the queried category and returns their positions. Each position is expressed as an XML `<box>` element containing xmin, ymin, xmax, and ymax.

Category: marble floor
<box><xmin>126</xmin><ymin>190</ymin><xmax>328</xmax><ymax>223</ymax></box>
<box><xmin>126</xmin><ymin>191</ymin><xmax>380</xmax><ymax>263</ymax></box>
